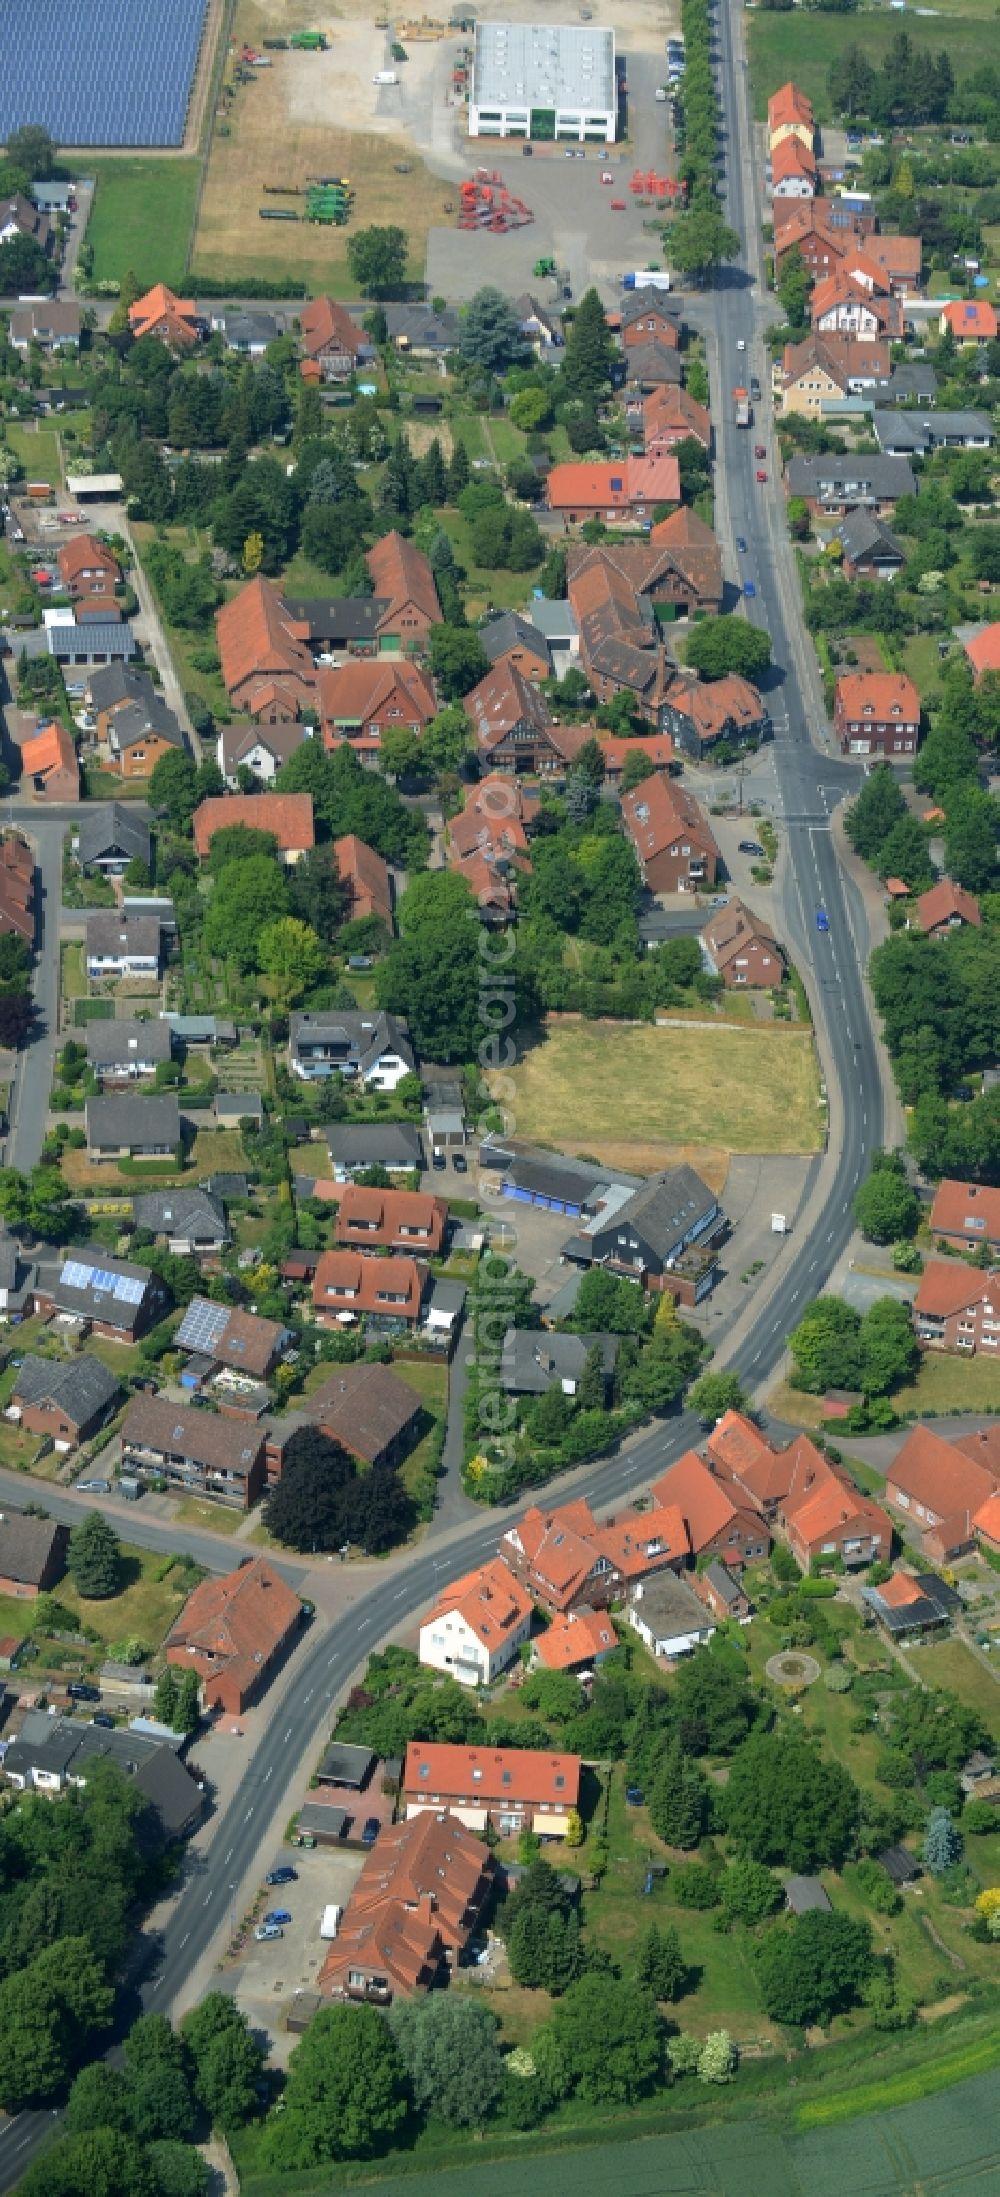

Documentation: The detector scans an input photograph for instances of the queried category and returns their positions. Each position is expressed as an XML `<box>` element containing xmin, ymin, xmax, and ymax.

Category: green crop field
<box><xmin>80</xmin><ymin>158</ymin><xmax>200</xmax><ymax>290</ymax></box>
<box><xmin>749</xmin><ymin>11</ymin><xmax>989</xmax><ymax>123</ymax></box>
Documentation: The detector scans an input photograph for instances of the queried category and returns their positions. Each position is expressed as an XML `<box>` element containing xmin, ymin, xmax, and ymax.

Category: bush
<box><xmin>671</xmin><ymin>1864</ymin><xmax>720</xmax><ymax>1910</ymax></box>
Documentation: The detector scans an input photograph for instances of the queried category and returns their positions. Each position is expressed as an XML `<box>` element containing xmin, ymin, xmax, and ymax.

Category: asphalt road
<box><xmin>0</xmin><ymin>16</ymin><xmax>892</xmax><ymax>2183</ymax></box>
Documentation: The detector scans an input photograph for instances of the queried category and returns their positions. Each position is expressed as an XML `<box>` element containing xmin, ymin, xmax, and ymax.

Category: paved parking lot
<box><xmin>232</xmin><ymin>1843</ymin><xmax>365</xmax><ymax>2062</ymax></box>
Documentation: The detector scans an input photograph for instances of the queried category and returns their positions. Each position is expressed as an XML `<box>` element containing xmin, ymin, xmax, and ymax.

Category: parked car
<box><xmin>263</xmin><ymin>1909</ymin><xmax>292</xmax><ymax>1926</ymax></box>
<box><xmin>750</xmin><ymin>375</ymin><xmax>761</xmax><ymax>400</ymax></box>
<box><xmin>738</xmin><ymin>840</ymin><xmax>764</xmax><ymax>856</ymax></box>
<box><xmin>92</xmin><ymin>1713</ymin><xmax>115</xmax><ymax>1729</ymax></box>
<box><xmin>432</xmin><ymin>1150</ymin><xmax>446</xmax><ymax>1171</ymax></box>
<box><xmin>452</xmin><ymin>1152</ymin><xmax>467</xmax><ymax>1173</ymax></box>
<box><xmin>265</xmin><ymin>1866</ymin><xmax>297</xmax><ymax>1886</ymax></box>
<box><xmin>361</xmin><ymin>1817</ymin><xmax>381</xmax><ymax>1846</ymax></box>
<box><xmin>68</xmin><ymin>1682</ymin><xmax>100</xmax><ymax>1703</ymax></box>
<box><xmin>76</xmin><ymin>1477</ymin><xmax>110</xmax><ymax>1493</ymax></box>
<box><xmin>255</xmin><ymin>1923</ymin><xmax>283</xmax><ymax>1941</ymax></box>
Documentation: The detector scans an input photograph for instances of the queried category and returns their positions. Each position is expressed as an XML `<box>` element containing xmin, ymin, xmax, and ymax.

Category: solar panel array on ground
<box><xmin>0</xmin><ymin>0</ymin><xmax>210</xmax><ymax>147</ymax></box>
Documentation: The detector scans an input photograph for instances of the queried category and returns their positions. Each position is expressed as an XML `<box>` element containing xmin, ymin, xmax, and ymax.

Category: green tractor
<box><xmin>532</xmin><ymin>256</ymin><xmax>556</xmax><ymax>278</ymax></box>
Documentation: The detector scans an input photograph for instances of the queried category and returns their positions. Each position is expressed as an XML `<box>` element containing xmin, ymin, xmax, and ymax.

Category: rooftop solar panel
<box><xmin>0</xmin><ymin>0</ymin><xmax>211</xmax><ymax>148</ymax></box>
<box><xmin>114</xmin><ymin>1275</ymin><xmax>145</xmax><ymax>1305</ymax></box>
<box><xmin>176</xmin><ymin>1297</ymin><xmax>230</xmax><ymax>1353</ymax></box>
<box><xmin>61</xmin><ymin>1258</ymin><xmax>94</xmax><ymax>1291</ymax></box>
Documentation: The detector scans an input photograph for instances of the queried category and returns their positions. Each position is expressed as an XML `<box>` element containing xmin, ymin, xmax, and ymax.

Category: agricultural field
<box><xmin>80</xmin><ymin>159</ymin><xmax>201</xmax><ymax>290</ymax></box>
<box><xmin>491</xmin><ymin>1016</ymin><xmax>823</xmax><ymax>1174</ymax></box>
<box><xmin>749</xmin><ymin>10</ymin><xmax>991</xmax><ymax>123</ymax></box>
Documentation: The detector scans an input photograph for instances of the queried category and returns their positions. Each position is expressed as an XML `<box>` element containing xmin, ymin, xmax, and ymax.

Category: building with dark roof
<box><xmin>121</xmin><ymin>1395</ymin><xmax>267</xmax><ymax>1510</ymax></box>
<box><xmin>34</xmin><ymin>1247</ymin><xmax>168</xmax><ymax>1342</ymax></box>
<box><xmin>2</xmin><ymin>1708</ymin><xmax>202</xmax><ymax>1840</ymax></box>
<box><xmin>10</xmin><ymin>1354</ymin><xmax>120</xmax><ymax>1448</ymax></box>
<box><xmin>132</xmin><ymin>1186</ymin><xmax>230</xmax><ymax>1257</ymax></box>
<box><xmin>320</xmin><ymin>1124</ymin><xmax>424</xmax><ymax>1180</ymax></box>
<box><xmin>86</xmin><ymin>908</ymin><xmax>164</xmax><ymax>981</ymax></box>
<box><xmin>861</xmin><ymin>1569</ymin><xmax>962</xmax><ymax>1638</ymax></box>
<box><xmin>105</xmin><ymin>694</ymin><xmax>185</xmax><ymax>778</ymax></box>
<box><xmin>834</xmin><ymin>511</ymin><xmax>905</xmax><ymax>583</ymax></box>
<box><xmin>0</xmin><ymin>1515</ymin><xmax>69</xmax><ymax>1598</ymax></box>
<box><xmin>86</xmin><ymin>1018</ymin><xmax>174</xmax><ymax>1082</ymax></box>
<box><xmin>75</xmin><ymin>805</ymin><xmax>152</xmax><ymax>875</ymax></box>
<box><xmin>784</xmin><ymin>454</ymin><xmax>917</xmax><ymax>516</ymax></box>
<box><xmin>175</xmin><ymin>1296</ymin><xmax>289</xmax><ymax>1380</ymax></box>
<box><xmin>500</xmin><ymin>1329</ymin><xmax>618</xmax><ymax>1400</ymax></box>
<box><xmin>86</xmin><ymin>1093</ymin><xmax>180</xmax><ymax>1160</ymax></box>
<box><xmin>581</xmin><ymin>1163</ymin><xmax>724</xmax><ymax>1290</ymax></box>
<box><xmin>289</xmin><ymin>1010</ymin><xmax>414</xmax><ymax>1089</ymax></box>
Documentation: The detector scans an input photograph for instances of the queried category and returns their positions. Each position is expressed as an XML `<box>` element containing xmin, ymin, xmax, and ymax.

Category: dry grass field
<box><xmin>490</xmin><ymin>1017</ymin><xmax>824</xmax><ymax>1173</ymax></box>
<box><xmin>192</xmin><ymin>0</ymin><xmax>447</xmax><ymax>290</ymax></box>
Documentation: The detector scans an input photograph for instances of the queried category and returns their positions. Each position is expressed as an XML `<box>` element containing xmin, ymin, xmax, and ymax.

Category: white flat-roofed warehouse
<box><xmin>470</xmin><ymin>21</ymin><xmax>617</xmax><ymax>143</ymax></box>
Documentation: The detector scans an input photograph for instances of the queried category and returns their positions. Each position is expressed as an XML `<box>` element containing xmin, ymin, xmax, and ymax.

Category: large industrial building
<box><xmin>469</xmin><ymin>21</ymin><xmax>617</xmax><ymax>144</ymax></box>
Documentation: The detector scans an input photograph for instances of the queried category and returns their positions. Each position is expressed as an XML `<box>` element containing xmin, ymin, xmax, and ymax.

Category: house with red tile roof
<box><xmin>403</xmin><ymin>1740</ymin><xmax>581</xmax><ymax>1835</ymax></box>
<box><xmin>216</xmin><ymin>576</ymin><xmax>317</xmax><ymax>719</ymax></box>
<box><xmin>913</xmin><ymin>880</ymin><xmax>981</xmax><ymax>937</ymax></box>
<box><xmin>419</xmin><ymin>1558</ymin><xmax>534</xmax><ymax>1685</ymax></box>
<box><xmin>500</xmin><ymin>1495</ymin><xmax>688</xmax><ymax>1614</ymax></box>
<box><xmin>298</xmin><ymin>295</ymin><xmax>367</xmax><ymax>380</ymax></box>
<box><xmin>862</xmin><ymin>1567</ymin><xmax>962</xmax><ymax>1638</ymax></box>
<box><xmin>19</xmin><ymin>720</ymin><xmax>79</xmax><ymax>802</ymax></box>
<box><xmin>165</xmin><ymin>1556</ymin><xmax>304</xmax><ymax>1713</ymax></box>
<box><xmin>706</xmin><ymin>1408</ymin><xmax>782</xmax><ymax>1492</ymax></box>
<box><xmin>642</xmin><ymin>383</ymin><xmax>712</xmax><ymax>455</ymax></box>
<box><xmin>661</xmin><ymin>671</ymin><xmax>769</xmax><ymax>760</ymax></box>
<box><xmin>319</xmin><ymin>659</ymin><xmax>436</xmax><ymax>762</ymax></box>
<box><xmin>597</xmin><ymin>733</ymin><xmax>675</xmax><ymax>787</ymax></box>
<box><xmin>648</xmin><ymin>1450</ymin><xmax>770</xmax><ymax>1566</ymax></box>
<box><xmin>865</xmin><ymin>234</ymin><xmax>923</xmax><ymax>300</ymax></box>
<box><xmin>129</xmin><ymin>283</ymin><xmax>201</xmax><ymax>347</ymax></box>
<box><xmin>701</xmin><ymin>897</ymin><xmax>785</xmax><ymax>988</ymax></box>
<box><xmin>811</xmin><ymin>274</ymin><xmax>902</xmax><ymax>343</ymax></box>
<box><xmin>778</xmin><ymin>1435</ymin><xmax>891</xmax><ymax>1570</ymax></box>
<box><xmin>332</xmin><ymin>833</ymin><xmax>393</xmax><ymax>931</ymax></box>
<box><xmin>192</xmin><ymin>791</ymin><xmax>314</xmax><ymax>863</ymax></box>
<box><xmin>365</xmin><ymin>532</ymin><xmax>441</xmax><ymax>650</ymax></box>
<box><xmin>964</xmin><ymin>624</ymin><xmax>1000</xmax><ymax>682</ymax></box>
<box><xmin>311</xmin><ymin>1249</ymin><xmax>426</xmax><ymax>1326</ymax></box>
<box><xmin>334</xmin><ymin>1184</ymin><xmax>447</xmax><ymax>1258</ymax></box>
<box><xmin>780</xmin><ymin>334</ymin><xmax>891</xmax><ymax>417</ymax></box>
<box><xmin>546</xmin><ymin>456</ymin><xmax>681</xmax><ymax>524</ymax></box>
<box><xmin>532</xmin><ymin>1606</ymin><xmax>618</xmax><ymax>1672</ymax></box>
<box><xmin>57</xmin><ymin>533</ymin><xmax>120</xmax><ymax>603</ymax></box>
<box><xmin>0</xmin><ymin>837</ymin><xmax>34</xmax><ymax>945</ymax></box>
<box><xmin>940</xmin><ymin>299</ymin><xmax>998</xmax><ymax>346</ymax></box>
<box><xmin>773</xmin><ymin>199</ymin><xmax>876</xmax><ymax>281</ymax></box>
<box><xmin>771</xmin><ymin>135</ymin><xmax>817</xmax><ymax>199</ymax></box>
<box><xmin>621</xmin><ymin>773</ymin><xmax>720</xmax><ymax>893</ymax></box>
<box><xmin>914</xmin><ymin>1261</ymin><xmax>1000</xmax><ymax>1356</ymax></box>
<box><xmin>833</xmin><ymin>672</ymin><xmax>920</xmax><ymax>759</ymax></box>
<box><xmin>840</xmin><ymin>251</ymin><xmax>893</xmax><ymax>298</ymax></box>
<box><xmin>318</xmin><ymin>1811</ymin><xmax>495</xmax><ymax>2002</ymax></box>
<box><xmin>929</xmin><ymin>1179</ymin><xmax>1000</xmax><ymax>1255</ymax></box>
<box><xmin>767</xmin><ymin>81</ymin><xmax>814</xmax><ymax>151</ymax></box>
<box><xmin>884</xmin><ymin>1422</ymin><xmax>999</xmax><ymax>1560</ymax></box>
<box><xmin>464</xmin><ymin>662</ymin><xmax>588</xmax><ymax>774</ymax></box>
<box><xmin>448</xmin><ymin>775</ymin><xmax>535</xmax><ymax>864</ymax></box>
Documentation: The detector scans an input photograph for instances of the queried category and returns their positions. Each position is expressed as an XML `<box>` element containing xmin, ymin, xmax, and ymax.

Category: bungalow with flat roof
<box><xmin>419</xmin><ymin>1558</ymin><xmax>534</xmax><ymax>1686</ymax></box>
<box><xmin>628</xmin><ymin>1572</ymin><xmax>716</xmax><ymax>1659</ymax></box>
<box><xmin>166</xmin><ymin>1556</ymin><xmax>303</xmax><ymax>1708</ymax></box>
<box><xmin>403</xmin><ymin>1740</ymin><xmax>581</xmax><ymax>1837</ymax></box>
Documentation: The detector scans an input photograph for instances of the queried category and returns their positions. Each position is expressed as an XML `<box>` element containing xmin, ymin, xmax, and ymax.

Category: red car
<box><xmin>755</xmin><ymin>468</ymin><xmax>767</xmax><ymax>483</ymax></box>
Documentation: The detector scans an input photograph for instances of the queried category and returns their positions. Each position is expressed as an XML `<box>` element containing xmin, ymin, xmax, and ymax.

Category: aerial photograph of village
<box><xmin>0</xmin><ymin>0</ymin><xmax>998</xmax><ymax>2187</ymax></box>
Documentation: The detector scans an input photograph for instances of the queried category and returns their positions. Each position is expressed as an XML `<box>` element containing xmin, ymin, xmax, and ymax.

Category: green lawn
<box><xmin>905</xmin><ymin>1636</ymin><xmax>1000</xmax><ymax>1738</ymax></box>
<box><xmin>437</xmin><ymin>511</ymin><xmax>542</xmax><ymax>617</ymax></box>
<box><xmin>79</xmin><ymin>158</ymin><xmax>201</xmax><ymax>290</ymax></box>
<box><xmin>56</xmin><ymin>1543</ymin><xmax>195</xmax><ymax>1650</ymax></box>
<box><xmin>61</xmin><ymin>941</ymin><xmax>86</xmax><ymax>1002</ymax></box>
<box><xmin>749</xmin><ymin>12</ymin><xmax>991</xmax><ymax>122</ymax></box>
<box><xmin>5</xmin><ymin>422</ymin><xmax>63</xmax><ymax>489</ymax></box>
<box><xmin>901</xmin><ymin>629</ymin><xmax>951</xmax><ymax>706</ymax></box>
<box><xmin>892</xmin><ymin>1351</ymin><xmax>1000</xmax><ymax>1417</ymax></box>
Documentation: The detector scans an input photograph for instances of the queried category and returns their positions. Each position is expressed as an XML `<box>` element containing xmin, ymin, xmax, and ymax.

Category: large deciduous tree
<box><xmin>755</xmin><ymin>1911</ymin><xmax>874</xmax><ymax>2026</ymax></box>
<box><xmin>389</xmin><ymin>1996</ymin><xmax>504</xmax><ymax>2126</ymax></box>
<box><xmin>263</xmin><ymin>2004</ymin><xmax>407</xmax><ymax>2166</ymax></box>
<box><xmin>724</xmin><ymin>1732</ymin><xmax>860</xmax><ymax>1870</ymax></box>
